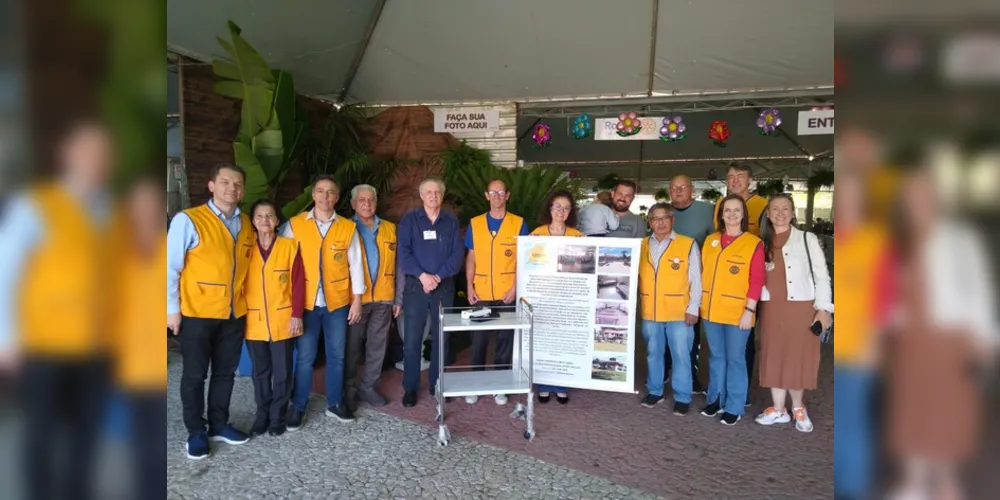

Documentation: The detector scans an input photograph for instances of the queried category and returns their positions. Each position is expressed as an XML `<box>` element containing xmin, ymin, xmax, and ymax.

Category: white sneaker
<box><xmin>793</xmin><ymin>407</ymin><xmax>813</xmax><ymax>433</ymax></box>
<box><xmin>465</xmin><ymin>395</ymin><xmax>479</xmax><ymax>404</ymax></box>
<box><xmin>494</xmin><ymin>394</ymin><xmax>508</xmax><ymax>405</ymax></box>
<box><xmin>755</xmin><ymin>407</ymin><xmax>791</xmax><ymax>426</ymax></box>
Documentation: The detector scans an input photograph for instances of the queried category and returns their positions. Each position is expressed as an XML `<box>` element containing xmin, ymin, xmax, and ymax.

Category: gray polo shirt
<box><xmin>606</xmin><ymin>212</ymin><xmax>646</xmax><ymax>238</ymax></box>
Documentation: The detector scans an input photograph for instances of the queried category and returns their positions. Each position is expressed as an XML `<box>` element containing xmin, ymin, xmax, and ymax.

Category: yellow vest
<box><xmin>700</xmin><ymin>232</ymin><xmax>761</xmax><ymax>325</ymax></box>
<box><xmin>530</xmin><ymin>225</ymin><xmax>584</xmax><ymax>237</ymax></box>
<box><xmin>113</xmin><ymin>230</ymin><xmax>168</xmax><ymax>390</ymax></box>
<box><xmin>639</xmin><ymin>234</ymin><xmax>695</xmax><ymax>322</ymax></box>
<box><xmin>245</xmin><ymin>237</ymin><xmax>300</xmax><ymax>342</ymax></box>
<box><xmin>358</xmin><ymin>219</ymin><xmax>397</xmax><ymax>304</ymax></box>
<box><xmin>19</xmin><ymin>184</ymin><xmax>108</xmax><ymax>357</ymax></box>
<box><xmin>179</xmin><ymin>204</ymin><xmax>254</xmax><ymax>319</ymax></box>
<box><xmin>289</xmin><ymin>213</ymin><xmax>357</xmax><ymax>311</ymax></box>
<box><xmin>470</xmin><ymin>213</ymin><xmax>523</xmax><ymax>301</ymax></box>
<box><xmin>834</xmin><ymin>225</ymin><xmax>884</xmax><ymax>364</ymax></box>
<box><xmin>714</xmin><ymin>194</ymin><xmax>768</xmax><ymax>236</ymax></box>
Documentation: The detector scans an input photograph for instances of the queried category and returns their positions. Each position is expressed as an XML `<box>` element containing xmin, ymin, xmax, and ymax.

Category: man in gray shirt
<box><xmin>663</xmin><ymin>174</ymin><xmax>714</xmax><ymax>394</ymax></box>
<box><xmin>605</xmin><ymin>180</ymin><xmax>646</xmax><ymax>238</ymax></box>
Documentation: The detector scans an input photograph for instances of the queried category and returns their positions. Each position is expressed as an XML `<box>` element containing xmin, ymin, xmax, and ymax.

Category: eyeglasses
<box><xmin>649</xmin><ymin>216</ymin><xmax>672</xmax><ymax>223</ymax></box>
<box><xmin>551</xmin><ymin>205</ymin><xmax>571</xmax><ymax>213</ymax></box>
<box><xmin>487</xmin><ymin>189</ymin><xmax>507</xmax><ymax>196</ymax></box>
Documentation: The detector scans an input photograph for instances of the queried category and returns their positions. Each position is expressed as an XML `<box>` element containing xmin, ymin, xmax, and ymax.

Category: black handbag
<box><xmin>804</xmin><ymin>231</ymin><xmax>833</xmax><ymax>344</ymax></box>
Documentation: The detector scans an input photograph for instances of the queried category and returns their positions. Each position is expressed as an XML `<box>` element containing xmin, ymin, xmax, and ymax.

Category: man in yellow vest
<box><xmin>281</xmin><ymin>175</ymin><xmax>366</xmax><ymax>429</ymax></box>
<box><xmin>713</xmin><ymin>162</ymin><xmax>768</xmax><ymax>407</ymax></box>
<box><xmin>638</xmin><ymin>203</ymin><xmax>702</xmax><ymax>415</ymax></box>
<box><xmin>167</xmin><ymin>163</ymin><xmax>256</xmax><ymax>459</ymax></box>
<box><xmin>464</xmin><ymin>179</ymin><xmax>530</xmax><ymax>406</ymax></box>
<box><xmin>0</xmin><ymin>120</ymin><xmax>116</xmax><ymax>495</ymax></box>
<box><xmin>343</xmin><ymin>184</ymin><xmax>398</xmax><ymax>409</ymax></box>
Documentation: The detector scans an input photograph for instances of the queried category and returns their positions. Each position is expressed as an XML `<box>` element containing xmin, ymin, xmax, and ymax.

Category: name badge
<box><xmin>423</xmin><ymin>230</ymin><xmax>437</xmax><ymax>240</ymax></box>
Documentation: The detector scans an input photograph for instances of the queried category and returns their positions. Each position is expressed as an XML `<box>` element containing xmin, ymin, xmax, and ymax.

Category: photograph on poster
<box><xmin>592</xmin><ymin>355</ymin><xmax>628</xmax><ymax>382</ymax></box>
<box><xmin>594</xmin><ymin>301</ymin><xmax>629</xmax><ymax>326</ymax></box>
<box><xmin>596</xmin><ymin>275</ymin><xmax>630</xmax><ymax>300</ymax></box>
<box><xmin>557</xmin><ymin>244</ymin><xmax>596</xmax><ymax>274</ymax></box>
<box><xmin>594</xmin><ymin>326</ymin><xmax>628</xmax><ymax>353</ymax></box>
<box><xmin>597</xmin><ymin>247</ymin><xmax>631</xmax><ymax>274</ymax></box>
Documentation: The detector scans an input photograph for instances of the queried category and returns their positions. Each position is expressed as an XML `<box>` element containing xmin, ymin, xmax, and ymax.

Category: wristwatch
<box><xmin>745</xmin><ymin>306</ymin><xmax>756</xmax><ymax>313</ymax></box>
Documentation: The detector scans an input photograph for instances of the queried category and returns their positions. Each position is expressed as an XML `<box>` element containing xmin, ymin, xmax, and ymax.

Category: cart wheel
<box><xmin>435</xmin><ymin>412</ymin><xmax>443</xmax><ymax>424</ymax></box>
<box><xmin>523</xmin><ymin>430</ymin><xmax>534</xmax><ymax>441</ymax></box>
<box><xmin>437</xmin><ymin>426</ymin><xmax>451</xmax><ymax>447</ymax></box>
<box><xmin>509</xmin><ymin>407</ymin><xmax>525</xmax><ymax>420</ymax></box>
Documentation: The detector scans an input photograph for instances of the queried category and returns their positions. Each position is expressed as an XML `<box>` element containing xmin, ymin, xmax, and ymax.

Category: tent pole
<box><xmin>338</xmin><ymin>0</ymin><xmax>388</xmax><ymax>103</ymax></box>
<box><xmin>646</xmin><ymin>0</ymin><xmax>660</xmax><ymax>97</ymax></box>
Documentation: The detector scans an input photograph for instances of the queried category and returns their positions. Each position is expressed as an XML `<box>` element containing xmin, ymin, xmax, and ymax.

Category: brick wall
<box><xmin>179</xmin><ymin>56</ymin><xmax>331</xmax><ymax>207</ymax></box>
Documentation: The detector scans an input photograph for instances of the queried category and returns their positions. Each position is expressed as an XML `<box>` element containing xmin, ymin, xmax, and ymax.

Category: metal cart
<box><xmin>434</xmin><ymin>298</ymin><xmax>535</xmax><ymax>446</ymax></box>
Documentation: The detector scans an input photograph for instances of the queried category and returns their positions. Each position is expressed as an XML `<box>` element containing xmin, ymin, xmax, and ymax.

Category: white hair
<box><xmin>351</xmin><ymin>184</ymin><xmax>377</xmax><ymax>201</ymax></box>
<box><xmin>418</xmin><ymin>177</ymin><xmax>446</xmax><ymax>195</ymax></box>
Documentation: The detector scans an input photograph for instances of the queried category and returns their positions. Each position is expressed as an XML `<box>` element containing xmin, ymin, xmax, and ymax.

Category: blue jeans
<box><xmin>643</xmin><ymin>320</ymin><xmax>695</xmax><ymax>402</ymax></box>
<box><xmin>402</xmin><ymin>277</ymin><xmax>454</xmax><ymax>393</ymax></box>
<box><xmin>537</xmin><ymin>384</ymin><xmax>567</xmax><ymax>394</ymax></box>
<box><xmin>291</xmin><ymin>305</ymin><xmax>348</xmax><ymax>411</ymax></box>
<box><xmin>834</xmin><ymin>366</ymin><xmax>877</xmax><ymax>500</ymax></box>
<box><xmin>704</xmin><ymin>320</ymin><xmax>751</xmax><ymax>415</ymax></box>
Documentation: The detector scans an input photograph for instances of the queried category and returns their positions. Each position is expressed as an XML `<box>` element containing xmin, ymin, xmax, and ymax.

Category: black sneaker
<box><xmin>640</xmin><ymin>394</ymin><xmax>664</xmax><ymax>408</ymax></box>
<box><xmin>287</xmin><ymin>409</ymin><xmax>305</xmax><ymax>431</ymax></box>
<box><xmin>249</xmin><ymin>417</ymin><xmax>269</xmax><ymax>437</ymax></box>
<box><xmin>267</xmin><ymin>423</ymin><xmax>287</xmax><ymax>437</ymax></box>
<box><xmin>720</xmin><ymin>412</ymin><xmax>742</xmax><ymax>426</ymax></box>
<box><xmin>325</xmin><ymin>404</ymin><xmax>355</xmax><ymax>422</ymax></box>
<box><xmin>745</xmin><ymin>396</ymin><xmax>752</xmax><ymax>408</ymax></box>
<box><xmin>672</xmin><ymin>402</ymin><xmax>690</xmax><ymax>416</ymax></box>
<box><xmin>403</xmin><ymin>391</ymin><xmax>417</xmax><ymax>407</ymax></box>
<box><xmin>700</xmin><ymin>400</ymin><xmax>721</xmax><ymax>417</ymax></box>
<box><xmin>692</xmin><ymin>381</ymin><xmax>706</xmax><ymax>395</ymax></box>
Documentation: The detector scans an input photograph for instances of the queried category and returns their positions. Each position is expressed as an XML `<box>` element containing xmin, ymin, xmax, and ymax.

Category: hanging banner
<box><xmin>593</xmin><ymin>117</ymin><xmax>665</xmax><ymax>141</ymax></box>
<box><xmin>433</xmin><ymin>108</ymin><xmax>501</xmax><ymax>132</ymax></box>
<box><xmin>513</xmin><ymin>236</ymin><xmax>641</xmax><ymax>393</ymax></box>
<box><xmin>797</xmin><ymin>109</ymin><xmax>835</xmax><ymax>135</ymax></box>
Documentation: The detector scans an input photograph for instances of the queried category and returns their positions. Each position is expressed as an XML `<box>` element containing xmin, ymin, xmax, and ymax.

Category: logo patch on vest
<box><xmin>388</xmin><ymin>242</ymin><xmax>396</xmax><ymax>251</ymax></box>
<box><xmin>504</xmin><ymin>249</ymin><xmax>513</xmax><ymax>257</ymax></box>
<box><xmin>671</xmin><ymin>262</ymin><xmax>681</xmax><ymax>270</ymax></box>
<box><xmin>334</xmin><ymin>251</ymin><xmax>345</xmax><ymax>262</ymax></box>
<box><xmin>729</xmin><ymin>265</ymin><xmax>740</xmax><ymax>275</ymax></box>
<box><xmin>278</xmin><ymin>273</ymin><xmax>289</xmax><ymax>284</ymax></box>
<box><xmin>245</xmin><ymin>248</ymin><xmax>252</xmax><ymax>258</ymax></box>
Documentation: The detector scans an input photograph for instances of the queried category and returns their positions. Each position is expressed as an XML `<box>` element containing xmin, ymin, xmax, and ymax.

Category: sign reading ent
<box><xmin>797</xmin><ymin>109</ymin><xmax>835</xmax><ymax>135</ymax></box>
<box><xmin>433</xmin><ymin>108</ymin><xmax>500</xmax><ymax>133</ymax></box>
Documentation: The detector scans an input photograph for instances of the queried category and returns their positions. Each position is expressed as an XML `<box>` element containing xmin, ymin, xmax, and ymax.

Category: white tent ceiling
<box><xmin>167</xmin><ymin>0</ymin><xmax>834</xmax><ymax>105</ymax></box>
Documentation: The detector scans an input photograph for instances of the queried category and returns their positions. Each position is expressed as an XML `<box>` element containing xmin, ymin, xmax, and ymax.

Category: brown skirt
<box><xmin>758</xmin><ymin>299</ymin><xmax>820</xmax><ymax>390</ymax></box>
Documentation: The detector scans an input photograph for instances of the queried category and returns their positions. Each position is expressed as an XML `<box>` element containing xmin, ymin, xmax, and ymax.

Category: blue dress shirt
<box><xmin>397</xmin><ymin>208</ymin><xmax>463</xmax><ymax>279</ymax></box>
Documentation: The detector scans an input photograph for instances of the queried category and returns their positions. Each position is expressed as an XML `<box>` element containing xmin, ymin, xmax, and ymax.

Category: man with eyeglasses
<box><xmin>464</xmin><ymin>179</ymin><xmax>530</xmax><ymax>405</ymax></box>
<box><xmin>664</xmin><ymin>175</ymin><xmax>714</xmax><ymax>395</ymax></box>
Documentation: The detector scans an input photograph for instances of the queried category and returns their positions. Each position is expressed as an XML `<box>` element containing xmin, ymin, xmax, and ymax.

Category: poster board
<box><xmin>513</xmin><ymin>236</ymin><xmax>641</xmax><ymax>393</ymax></box>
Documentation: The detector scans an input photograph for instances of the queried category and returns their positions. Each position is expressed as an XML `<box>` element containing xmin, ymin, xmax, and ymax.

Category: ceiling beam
<box><xmin>337</xmin><ymin>0</ymin><xmax>388</xmax><ymax>103</ymax></box>
<box><xmin>646</xmin><ymin>0</ymin><xmax>660</xmax><ymax>97</ymax></box>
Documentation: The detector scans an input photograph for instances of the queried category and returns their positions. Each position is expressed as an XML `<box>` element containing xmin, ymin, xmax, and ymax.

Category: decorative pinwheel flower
<box><xmin>532</xmin><ymin>123</ymin><xmax>552</xmax><ymax>148</ymax></box>
<box><xmin>658</xmin><ymin>116</ymin><xmax>687</xmax><ymax>142</ymax></box>
<box><xmin>615</xmin><ymin>111</ymin><xmax>642</xmax><ymax>137</ymax></box>
<box><xmin>709</xmin><ymin>120</ymin><xmax>731</xmax><ymax>147</ymax></box>
<box><xmin>757</xmin><ymin>108</ymin><xmax>782</xmax><ymax>136</ymax></box>
<box><xmin>572</xmin><ymin>113</ymin><xmax>593</xmax><ymax>139</ymax></box>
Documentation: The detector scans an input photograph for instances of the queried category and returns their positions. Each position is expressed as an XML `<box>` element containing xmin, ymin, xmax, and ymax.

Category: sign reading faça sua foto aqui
<box><xmin>433</xmin><ymin>108</ymin><xmax>500</xmax><ymax>133</ymax></box>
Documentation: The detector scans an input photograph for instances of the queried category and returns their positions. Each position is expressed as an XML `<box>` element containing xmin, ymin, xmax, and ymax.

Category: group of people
<box><xmin>167</xmin><ymin>158</ymin><xmax>831</xmax><ymax>461</ymax></box>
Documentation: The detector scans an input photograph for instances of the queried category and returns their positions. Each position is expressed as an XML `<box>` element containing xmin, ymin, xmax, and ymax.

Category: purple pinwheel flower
<box><xmin>659</xmin><ymin>116</ymin><xmax>687</xmax><ymax>142</ymax></box>
<box><xmin>757</xmin><ymin>108</ymin><xmax>782</xmax><ymax>135</ymax></box>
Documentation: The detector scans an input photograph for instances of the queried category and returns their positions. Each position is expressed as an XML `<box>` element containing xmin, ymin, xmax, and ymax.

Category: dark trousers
<box><xmin>178</xmin><ymin>315</ymin><xmax>245</xmax><ymax>435</ymax></box>
<box><xmin>345</xmin><ymin>302</ymin><xmax>393</xmax><ymax>400</ymax></box>
<box><xmin>470</xmin><ymin>299</ymin><xmax>514</xmax><ymax>371</ymax></box>
<box><xmin>247</xmin><ymin>338</ymin><xmax>294</xmax><ymax>425</ymax></box>
<box><xmin>664</xmin><ymin>317</ymin><xmax>702</xmax><ymax>389</ymax></box>
<box><xmin>22</xmin><ymin>356</ymin><xmax>109</xmax><ymax>500</ymax></box>
<box><xmin>127</xmin><ymin>391</ymin><xmax>167</xmax><ymax>500</ymax></box>
<box><xmin>402</xmin><ymin>277</ymin><xmax>454</xmax><ymax>393</ymax></box>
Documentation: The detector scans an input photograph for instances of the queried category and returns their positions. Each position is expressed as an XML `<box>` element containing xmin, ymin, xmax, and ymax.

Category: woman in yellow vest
<box><xmin>699</xmin><ymin>194</ymin><xmax>765</xmax><ymax>425</ymax></box>
<box><xmin>244</xmin><ymin>199</ymin><xmax>305</xmax><ymax>437</ymax></box>
<box><xmin>531</xmin><ymin>190</ymin><xmax>583</xmax><ymax>404</ymax></box>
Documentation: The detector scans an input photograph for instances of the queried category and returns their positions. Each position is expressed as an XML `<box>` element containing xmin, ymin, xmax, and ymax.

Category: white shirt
<box><xmin>760</xmin><ymin>227</ymin><xmax>833</xmax><ymax>313</ymax></box>
<box><xmin>280</xmin><ymin>209</ymin><xmax>366</xmax><ymax>306</ymax></box>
